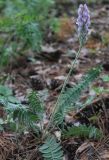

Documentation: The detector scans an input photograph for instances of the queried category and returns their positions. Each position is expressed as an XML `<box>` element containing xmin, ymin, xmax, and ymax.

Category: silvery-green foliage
<box><xmin>63</xmin><ymin>125</ymin><xmax>103</xmax><ymax>139</ymax></box>
<box><xmin>53</xmin><ymin>67</ymin><xmax>102</xmax><ymax>125</ymax></box>
<box><xmin>0</xmin><ymin>87</ymin><xmax>43</xmax><ymax>133</ymax></box>
<box><xmin>39</xmin><ymin>136</ymin><xmax>63</xmax><ymax>160</ymax></box>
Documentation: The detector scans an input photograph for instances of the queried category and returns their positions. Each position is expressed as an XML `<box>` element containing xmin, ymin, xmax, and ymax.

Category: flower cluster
<box><xmin>76</xmin><ymin>4</ymin><xmax>90</xmax><ymax>45</ymax></box>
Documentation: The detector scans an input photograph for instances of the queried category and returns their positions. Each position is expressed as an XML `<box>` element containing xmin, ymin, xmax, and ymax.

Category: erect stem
<box><xmin>44</xmin><ymin>45</ymin><xmax>82</xmax><ymax>136</ymax></box>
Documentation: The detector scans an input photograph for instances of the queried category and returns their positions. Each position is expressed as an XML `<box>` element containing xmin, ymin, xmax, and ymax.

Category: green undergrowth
<box><xmin>0</xmin><ymin>0</ymin><xmax>60</xmax><ymax>66</ymax></box>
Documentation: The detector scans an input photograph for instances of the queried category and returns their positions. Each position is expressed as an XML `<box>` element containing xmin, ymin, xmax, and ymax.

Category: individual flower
<box><xmin>76</xmin><ymin>4</ymin><xmax>90</xmax><ymax>46</ymax></box>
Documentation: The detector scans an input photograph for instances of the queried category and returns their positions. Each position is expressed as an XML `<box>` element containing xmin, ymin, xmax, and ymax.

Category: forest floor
<box><xmin>0</xmin><ymin>1</ymin><xmax>109</xmax><ymax>160</ymax></box>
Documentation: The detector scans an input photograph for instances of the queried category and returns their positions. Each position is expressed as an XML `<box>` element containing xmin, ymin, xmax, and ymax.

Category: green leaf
<box><xmin>53</xmin><ymin>66</ymin><xmax>102</xmax><ymax>125</ymax></box>
<box><xmin>39</xmin><ymin>136</ymin><xmax>63</xmax><ymax>160</ymax></box>
<box><xmin>7</xmin><ymin>96</ymin><xmax>20</xmax><ymax>104</ymax></box>
<box><xmin>28</xmin><ymin>91</ymin><xmax>44</xmax><ymax>120</ymax></box>
<box><xmin>101</xmin><ymin>75</ymin><xmax>109</xmax><ymax>82</ymax></box>
<box><xmin>0</xmin><ymin>95</ymin><xmax>6</xmax><ymax>105</ymax></box>
<box><xmin>0</xmin><ymin>85</ymin><xmax>13</xmax><ymax>96</ymax></box>
<box><xmin>0</xmin><ymin>118</ymin><xmax>4</xmax><ymax>131</ymax></box>
<box><xmin>63</xmin><ymin>125</ymin><xmax>103</xmax><ymax>140</ymax></box>
<box><xmin>18</xmin><ymin>22</ymin><xmax>42</xmax><ymax>51</ymax></box>
<box><xmin>0</xmin><ymin>118</ymin><xmax>4</xmax><ymax>125</ymax></box>
<box><xmin>0</xmin><ymin>125</ymin><xmax>4</xmax><ymax>131</ymax></box>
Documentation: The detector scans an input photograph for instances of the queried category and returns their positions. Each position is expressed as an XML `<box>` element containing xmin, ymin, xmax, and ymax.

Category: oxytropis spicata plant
<box><xmin>45</xmin><ymin>4</ymin><xmax>91</xmax><ymax>128</ymax></box>
<box><xmin>0</xmin><ymin>4</ymin><xmax>103</xmax><ymax>160</ymax></box>
<box><xmin>39</xmin><ymin>4</ymin><xmax>102</xmax><ymax>160</ymax></box>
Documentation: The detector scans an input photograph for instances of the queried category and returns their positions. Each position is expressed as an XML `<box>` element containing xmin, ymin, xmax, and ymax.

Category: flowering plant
<box><xmin>0</xmin><ymin>4</ymin><xmax>102</xmax><ymax>160</ymax></box>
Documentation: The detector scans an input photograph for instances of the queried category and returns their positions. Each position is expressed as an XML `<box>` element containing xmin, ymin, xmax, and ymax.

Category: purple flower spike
<box><xmin>76</xmin><ymin>4</ymin><xmax>90</xmax><ymax>45</ymax></box>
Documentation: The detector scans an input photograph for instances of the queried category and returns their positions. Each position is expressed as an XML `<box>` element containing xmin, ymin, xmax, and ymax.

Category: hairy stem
<box><xmin>44</xmin><ymin>46</ymin><xmax>82</xmax><ymax>136</ymax></box>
